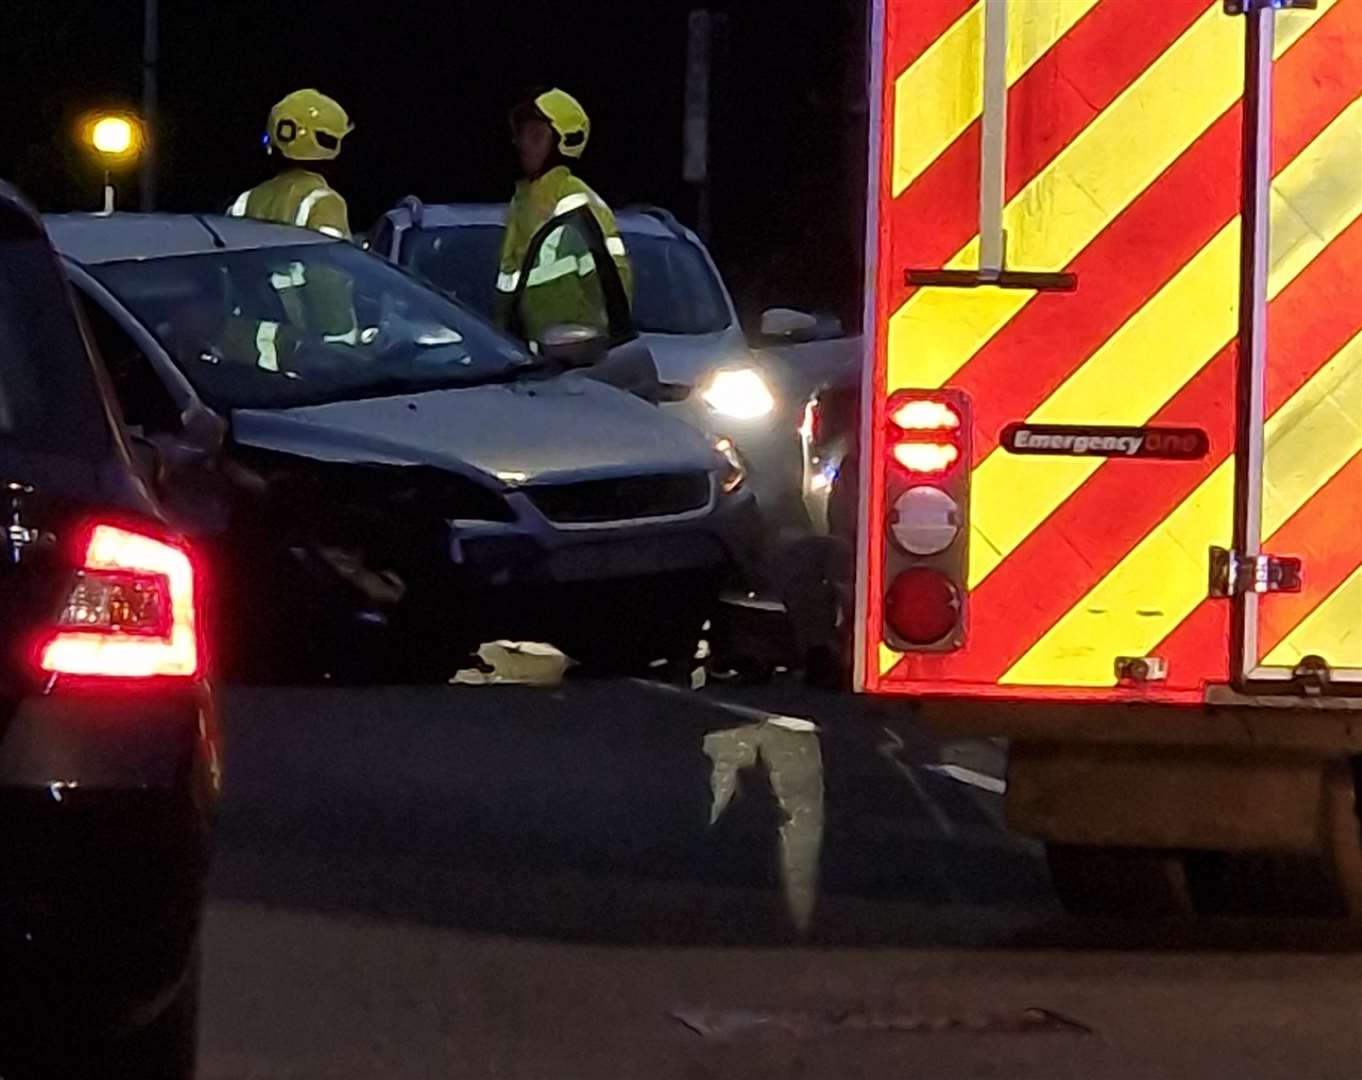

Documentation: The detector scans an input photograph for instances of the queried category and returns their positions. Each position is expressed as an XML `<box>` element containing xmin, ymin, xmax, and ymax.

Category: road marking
<box><xmin>878</xmin><ymin>727</ymin><xmax>958</xmax><ymax>842</ymax></box>
<box><xmin>923</xmin><ymin>763</ymin><xmax>1007</xmax><ymax>795</ymax></box>
<box><xmin>633</xmin><ymin>679</ymin><xmax>821</xmax><ymax>732</ymax></box>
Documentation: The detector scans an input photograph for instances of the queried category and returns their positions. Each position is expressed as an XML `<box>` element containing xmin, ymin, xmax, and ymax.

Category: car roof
<box><xmin>43</xmin><ymin>212</ymin><xmax>336</xmax><ymax>265</ymax></box>
<box><xmin>383</xmin><ymin>201</ymin><xmax>684</xmax><ymax>241</ymax></box>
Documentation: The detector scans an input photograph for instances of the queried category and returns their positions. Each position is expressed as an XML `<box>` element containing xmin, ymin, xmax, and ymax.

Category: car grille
<box><xmin>526</xmin><ymin>472</ymin><xmax>712</xmax><ymax>524</ymax></box>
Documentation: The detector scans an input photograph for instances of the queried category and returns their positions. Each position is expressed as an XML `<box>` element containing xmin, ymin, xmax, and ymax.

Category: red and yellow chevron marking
<box><xmin>866</xmin><ymin>0</ymin><xmax>1362</xmax><ymax>700</ymax></box>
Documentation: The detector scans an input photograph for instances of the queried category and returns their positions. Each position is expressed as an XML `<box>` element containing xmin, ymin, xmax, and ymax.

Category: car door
<box><xmin>0</xmin><ymin>186</ymin><xmax>137</xmax><ymax>703</ymax></box>
<box><xmin>508</xmin><ymin>206</ymin><xmax>661</xmax><ymax>399</ymax></box>
<box><xmin>68</xmin><ymin>282</ymin><xmax>232</xmax><ymax>535</ymax></box>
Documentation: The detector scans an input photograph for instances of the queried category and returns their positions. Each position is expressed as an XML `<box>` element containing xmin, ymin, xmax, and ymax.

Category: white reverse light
<box><xmin>700</xmin><ymin>367</ymin><xmax>776</xmax><ymax>421</ymax></box>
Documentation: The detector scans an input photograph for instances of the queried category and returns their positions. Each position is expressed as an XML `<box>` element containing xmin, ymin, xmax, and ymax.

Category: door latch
<box><xmin>1115</xmin><ymin>656</ymin><xmax>1168</xmax><ymax>684</ymax></box>
<box><xmin>1209</xmin><ymin>546</ymin><xmax>1302</xmax><ymax>597</ymax></box>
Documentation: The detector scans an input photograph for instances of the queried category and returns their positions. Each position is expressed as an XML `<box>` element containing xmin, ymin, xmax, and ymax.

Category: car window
<box><xmin>0</xmin><ymin>234</ymin><xmax>107</xmax><ymax>454</ymax></box>
<box><xmin>626</xmin><ymin>235</ymin><xmax>730</xmax><ymax>336</ymax></box>
<box><xmin>368</xmin><ymin>216</ymin><xmax>395</xmax><ymax>258</ymax></box>
<box><xmin>78</xmin><ymin>296</ymin><xmax>182</xmax><ymax>433</ymax></box>
<box><xmin>87</xmin><ymin>241</ymin><xmax>534</xmax><ymax>411</ymax></box>
<box><xmin>403</xmin><ymin>224</ymin><xmax>504</xmax><ymax>320</ymax></box>
<box><xmin>405</xmin><ymin>223</ymin><xmax>730</xmax><ymax>338</ymax></box>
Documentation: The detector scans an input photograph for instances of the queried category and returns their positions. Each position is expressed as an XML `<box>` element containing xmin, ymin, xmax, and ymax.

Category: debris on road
<box><xmin>451</xmin><ymin>641</ymin><xmax>572</xmax><ymax>687</ymax></box>
<box><xmin>670</xmin><ymin>1004</ymin><xmax>1093</xmax><ymax>1040</ymax></box>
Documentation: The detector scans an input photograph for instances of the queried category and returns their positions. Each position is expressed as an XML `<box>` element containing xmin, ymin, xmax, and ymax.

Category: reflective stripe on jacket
<box><xmin>495</xmin><ymin>166</ymin><xmax>632</xmax><ymax>338</ymax></box>
<box><xmin>226</xmin><ymin>168</ymin><xmax>352</xmax><ymax>239</ymax></box>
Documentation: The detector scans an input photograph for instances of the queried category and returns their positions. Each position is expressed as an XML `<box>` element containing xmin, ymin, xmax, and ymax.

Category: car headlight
<box><xmin>713</xmin><ymin>437</ymin><xmax>747</xmax><ymax>494</ymax></box>
<box><xmin>700</xmin><ymin>367</ymin><xmax>776</xmax><ymax>421</ymax></box>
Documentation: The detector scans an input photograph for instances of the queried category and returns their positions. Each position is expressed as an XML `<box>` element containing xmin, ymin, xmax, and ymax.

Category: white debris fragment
<box><xmin>451</xmin><ymin>641</ymin><xmax>572</xmax><ymax>687</ymax></box>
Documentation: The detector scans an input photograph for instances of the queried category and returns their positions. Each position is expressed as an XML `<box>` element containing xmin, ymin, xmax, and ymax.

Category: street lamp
<box><xmin>84</xmin><ymin>112</ymin><xmax>143</xmax><ymax>213</ymax></box>
<box><xmin>92</xmin><ymin>116</ymin><xmax>135</xmax><ymax>156</ymax></box>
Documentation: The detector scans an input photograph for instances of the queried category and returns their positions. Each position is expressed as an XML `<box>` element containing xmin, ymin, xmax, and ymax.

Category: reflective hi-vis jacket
<box><xmin>227</xmin><ymin>168</ymin><xmax>352</xmax><ymax>239</ymax></box>
<box><xmin>495</xmin><ymin>166</ymin><xmax>632</xmax><ymax>341</ymax></box>
<box><xmin>225</xmin><ymin>169</ymin><xmax>356</xmax><ymax>370</ymax></box>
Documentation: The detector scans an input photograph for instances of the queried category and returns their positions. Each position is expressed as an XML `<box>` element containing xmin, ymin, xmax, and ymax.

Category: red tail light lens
<box><xmin>891</xmin><ymin>441</ymin><xmax>960</xmax><ymax>474</ymax></box>
<box><xmin>39</xmin><ymin>523</ymin><xmax>201</xmax><ymax>679</ymax></box>
<box><xmin>887</xmin><ymin>394</ymin><xmax>965</xmax><ymax>476</ymax></box>
<box><xmin>885</xmin><ymin>568</ymin><xmax>961</xmax><ymax>646</ymax></box>
<box><xmin>890</xmin><ymin>399</ymin><xmax>961</xmax><ymax>432</ymax></box>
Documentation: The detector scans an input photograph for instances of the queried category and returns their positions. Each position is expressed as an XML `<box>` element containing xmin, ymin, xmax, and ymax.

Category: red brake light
<box><xmin>887</xmin><ymin>394</ymin><xmax>965</xmax><ymax>476</ymax></box>
<box><xmin>891</xmin><ymin>441</ymin><xmax>960</xmax><ymax>474</ymax></box>
<box><xmin>890</xmin><ymin>399</ymin><xmax>961</xmax><ymax>432</ymax></box>
<box><xmin>39</xmin><ymin>523</ymin><xmax>201</xmax><ymax>679</ymax></box>
<box><xmin>885</xmin><ymin>568</ymin><xmax>961</xmax><ymax>646</ymax></box>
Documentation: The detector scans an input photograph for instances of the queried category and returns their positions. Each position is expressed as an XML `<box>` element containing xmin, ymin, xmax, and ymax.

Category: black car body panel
<box><xmin>0</xmin><ymin>183</ymin><xmax>219</xmax><ymax>1063</ymax></box>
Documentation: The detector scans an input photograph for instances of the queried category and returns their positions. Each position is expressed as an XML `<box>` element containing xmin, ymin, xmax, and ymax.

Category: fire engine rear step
<box><xmin>1010</xmin><ymin>742</ymin><xmax>1362</xmax><ymax>918</ymax></box>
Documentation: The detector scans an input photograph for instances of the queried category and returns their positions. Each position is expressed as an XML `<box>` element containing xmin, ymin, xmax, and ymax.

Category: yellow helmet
<box><xmin>514</xmin><ymin>88</ymin><xmax>590</xmax><ymax>159</ymax></box>
<box><xmin>267</xmin><ymin>89</ymin><xmax>353</xmax><ymax>162</ymax></box>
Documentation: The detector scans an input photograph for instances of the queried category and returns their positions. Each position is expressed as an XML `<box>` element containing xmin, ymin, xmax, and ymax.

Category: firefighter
<box><xmin>224</xmin><ymin>89</ymin><xmax>359</xmax><ymax>370</ymax></box>
<box><xmin>495</xmin><ymin>88</ymin><xmax>633</xmax><ymax>343</ymax></box>
<box><xmin>227</xmin><ymin>88</ymin><xmax>353</xmax><ymax>238</ymax></box>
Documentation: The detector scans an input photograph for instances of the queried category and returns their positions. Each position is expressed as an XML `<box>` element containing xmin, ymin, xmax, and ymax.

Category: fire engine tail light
<box><xmin>891</xmin><ymin>486</ymin><xmax>962</xmax><ymax>555</ymax></box>
<box><xmin>881</xmin><ymin>390</ymin><xmax>971</xmax><ymax>652</ymax></box>
<box><xmin>891</xmin><ymin>399</ymin><xmax>961</xmax><ymax>432</ymax></box>
<box><xmin>891</xmin><ymin>441</ymin><xmax>959</xmax><ymax>474</ymax></box>
<box><xmin>885</xmin><ymin>568</ymin><xmax>961</xmax><ymax>646</ymax></box>
<box><xmin>38</xmin><ymin>523</ymin><xmax>202</xmax><ymax>679</ymax></box>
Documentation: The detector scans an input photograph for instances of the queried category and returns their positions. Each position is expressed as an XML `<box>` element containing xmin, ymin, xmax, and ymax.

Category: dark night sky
<box><xmin>1</xmin><ymin>1</ymin><xmax>868</xmax><ymax>325</ymax></box>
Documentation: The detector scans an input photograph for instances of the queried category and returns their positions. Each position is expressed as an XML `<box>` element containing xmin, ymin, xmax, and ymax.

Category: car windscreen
<box><xmin>0</xmin><ymin>234</ymin><xmax>107</xmax><ymax>455</ymax></box>
<box><xmin>404</xmin><ymin>224</ymin><xmax>732</xmax><ymax>335</ymax></box>
<box><xmin>626</xmin><ymin>234</ymin><xmax>731</xmax><ymax>335</ymax></box>
<box><xmin>88</xmin><ymin>241</ymin><xmax>534</xmax><ymax>411</ymax></box>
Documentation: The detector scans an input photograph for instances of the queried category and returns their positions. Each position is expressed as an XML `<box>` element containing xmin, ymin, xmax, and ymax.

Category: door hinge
<box><xmin>1209</xmin><ymin>546</ymin><xmax>1302</xmax><ymax>598</ymax></box>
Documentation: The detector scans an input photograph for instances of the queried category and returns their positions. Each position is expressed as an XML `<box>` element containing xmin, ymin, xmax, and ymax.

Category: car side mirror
<box><xmin>757</xmin><ymin>307</ymin><xmax>845</xmax><ymax>346</ymax></box>
<box><xmin>759</xmin><ymin>307</ymin><xmax>820</xmax><ymax>343</ymax></box>
<box><xmin>654</xmin><ymin>383</ymin><xmax>692</xmax><ymax>404</ymax></box>
<box><xmin>539</xmin><ymin>323</ymin><xmax>609</xmax><ymax>369</ymax></box>
<box><xmin>155</xmin><ymin>403</ymin><xmax>226</xmax><ymax>475</ymax></box>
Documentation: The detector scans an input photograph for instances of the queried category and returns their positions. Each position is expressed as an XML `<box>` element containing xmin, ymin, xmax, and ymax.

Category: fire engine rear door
<box><xmin>1234</xmin><ymin>0</ymin><xmax>1362</xmax><ymax>692</ymax></box>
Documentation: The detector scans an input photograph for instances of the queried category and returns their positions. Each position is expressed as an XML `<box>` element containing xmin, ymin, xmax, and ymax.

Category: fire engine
<box><xmin>858</xmin><ymin>0</ymin><xmax>1362</xmax><ymax>914</ymax></box>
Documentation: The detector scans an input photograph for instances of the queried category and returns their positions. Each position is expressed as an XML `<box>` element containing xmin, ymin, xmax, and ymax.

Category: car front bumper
<box><xmin>455</xmin><ymin>482</ymin><xmax>765</xmax><ymax>589</ymax></box>
<box><xmin>663</xmin><ymin>399</ymin><xmax>811</xmax><ymax>542</ymax></box>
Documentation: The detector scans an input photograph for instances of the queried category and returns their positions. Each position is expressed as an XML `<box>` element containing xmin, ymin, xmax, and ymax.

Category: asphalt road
<box><xmin>199</xmin><ymin>677</ymin><xmax>1362</xmax><ymax>1079</ymax></box>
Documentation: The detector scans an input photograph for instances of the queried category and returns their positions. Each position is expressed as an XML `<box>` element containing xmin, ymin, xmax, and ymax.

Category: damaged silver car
<box><xmin>46</xmin><ymin>213</ymin><xmax>763</xmax><ymax>678</ymax></box>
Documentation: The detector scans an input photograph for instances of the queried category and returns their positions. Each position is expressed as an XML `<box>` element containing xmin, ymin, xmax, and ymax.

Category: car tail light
<box><xmin>801</xmin><ymin>397</ymin><xmax>822</xmax><ymax>444</ymax></box>
<box><xmin>38</xmin><ymin>523</ymin><xmax>202</xmax><ymax>679</ymax></box>
<box><xmin>885</xmin><ymin>568</ymin><xmax>962</xmax><ymax>646</ymax></box>
<box><xmin>881</xmin><ymin>391</ymin><xmax>971</xmax><ymax>652</ymax></box>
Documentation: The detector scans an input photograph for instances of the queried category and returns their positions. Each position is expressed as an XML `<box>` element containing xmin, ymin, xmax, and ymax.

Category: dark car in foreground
<box><xmin>45</xmin><ymin>213</ymin><xmax>761</xmax><ymax>676</ymax></box>
<box><xmin>0</xmin><ymin>184</ymin><xmax>220</xmax><ymax>1077</ymax></box>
